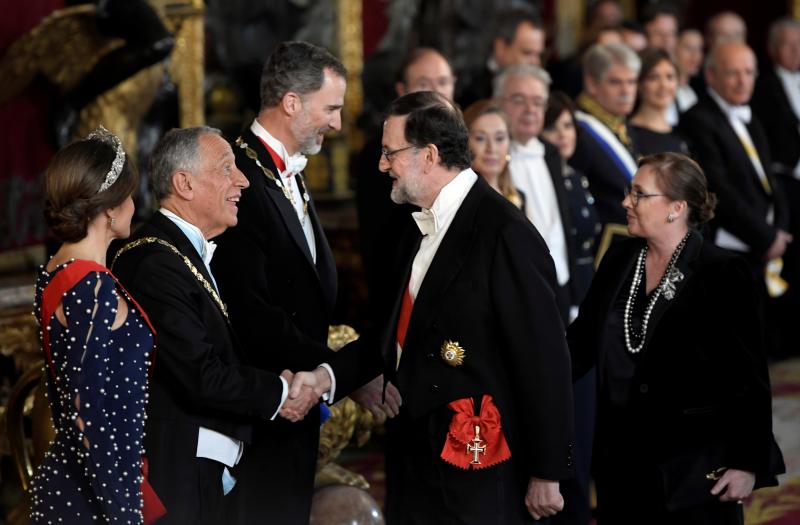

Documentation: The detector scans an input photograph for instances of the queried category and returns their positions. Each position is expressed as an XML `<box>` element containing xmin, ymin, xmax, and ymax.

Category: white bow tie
<box><xmin>729</xmin><ymin>105</ymin><xmax>751</xmax><ymax>124</ymax></box>
<box><xmin>284</xmin><ymin>154</ymin><xmax>308</xmax><ymax>177</ymax></box>
<box><xmin>203</xmin><ymin>240</ymin><xmax>217</xmax><ymax>266</ymax></box>
<box><xmin>412</xmin><ymin>209</ymin><xmax>437</xmax><ymax>236</ymax></box>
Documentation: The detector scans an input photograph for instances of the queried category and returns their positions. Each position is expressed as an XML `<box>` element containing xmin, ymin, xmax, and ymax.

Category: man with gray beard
<box><xmin>569</xmin><ymin>42</ymin><xmax>641</xmax><ymax>229</ymax></box>
<box><xmin>211</xmin><ymin>41</ymin><xmax>346</xmax><ymax>524</ymax></box>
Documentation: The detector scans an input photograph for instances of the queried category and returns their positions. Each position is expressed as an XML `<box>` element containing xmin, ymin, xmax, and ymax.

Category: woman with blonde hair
<box><xmin>463</xmin><ymin>99</ymin><xmax>524</xmax><ymax>209</ymax></box>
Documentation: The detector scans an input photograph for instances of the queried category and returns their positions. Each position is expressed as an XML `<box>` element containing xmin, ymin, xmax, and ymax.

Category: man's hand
<box><xmin>279</xmin><ymin>369</ymin><xmax>318</xmax><ymax>422</ymax></box>
<box><xmin>349</xmin><ymin>374</ymin><xmax>402</xmax><ymax>419</ymax></box>
<box><xmin>765</xmin><ymin>230</ymin><xmax>793</xmax><ymax>260</ymax></box>
<box><xmin>289</xmin><ymin>368</ymin><xmax>332</xmax><ymax>399</ymax></box>
<box><xmin>711</xmin><ymin>469</ymin><xmax>756</xmax><ymax>503</ymax></box>
<box><xmin>525</xmin><ymin>477</ymin><xmax>563</xmax><ymax>520</ymax></box>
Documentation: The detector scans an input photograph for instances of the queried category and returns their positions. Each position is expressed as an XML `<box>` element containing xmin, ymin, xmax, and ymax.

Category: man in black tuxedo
<box><xmin>303</xmin><ymin>91</ymin><xmax>575</xmax><ymax>523</ymax></box>
<box><xmin>680</xmin><ymin>41</ymin><xmax>792</xmax><ymax>357</ymax></box>
<box><xmin>457</xmin><ymin>7</ymin><xmax>546</xmax><ymax>109</ymax></box>
<box><xmin>111</xmin><ymin>127</ymin><xmax>318</xmax><ymax>524</ymax></box>
<box><xmin>680</xmin><ymin>42</ymin><xmax>791</xmax><ymax>275</ymax></box>
<box><xmin>752</xmin><ymin>17</ymin><xmax>800</xmax><ymax>356</ymax></box>
<box><xmin>496</xmin><ymin>64</ymin><xmax>575</xmax><ymax>320</ymax></box>
<box><xmin>211</xmin><ymin>42</ymin><xmax>396</xmax><ymax>524</ymax></box>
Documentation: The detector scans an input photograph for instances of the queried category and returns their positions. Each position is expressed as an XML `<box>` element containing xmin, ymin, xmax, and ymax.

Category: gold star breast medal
<box><xmin>441</xmin><ymin>340</ymin><xmax>466</xmax><ymax>367</ymax></box>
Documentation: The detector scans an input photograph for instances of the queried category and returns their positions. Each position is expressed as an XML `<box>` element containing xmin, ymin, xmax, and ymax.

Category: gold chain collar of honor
<box><xmin>112</xmin><ymin>237</ymin><xmax>229</xmax><ymax>321</ymax></box>
<box><xmin>235</xmin><ymin>137</ymin><xmax>309</xmax><ymax>219</ymax></box>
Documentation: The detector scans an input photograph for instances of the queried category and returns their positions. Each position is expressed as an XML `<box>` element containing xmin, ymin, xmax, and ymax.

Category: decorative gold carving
<box><xmin>336</xmin><ymin>0</ymin><xmax>364</xmax><ymax>191</ymax></box>
<box><xmin>441</xmin><ymin>340</ymin><xmax>466</xmax><ymax>367</ymax></box>
<box><xmin>163</xmin><ymin>0</ymin><xmax>205</xmax><ymax>127</ymax></box>
<box><xmin>0</xmin><ymin>5</ymin><xmax>123</xmax><ymax>106</ymax></box>
<box><xmin>0</xmin><ymin>307</ymin><xmax>40</xmax><ymax>373</ymax></box>
<box><xmin>75</xmin><ymin>64</ymin><xmax>165</xmax><ymax>161</ymax></box>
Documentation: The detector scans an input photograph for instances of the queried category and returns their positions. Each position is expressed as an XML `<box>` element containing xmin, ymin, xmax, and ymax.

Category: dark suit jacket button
<box><xmin>427</xmin><ymin>353</ymin><xmax>435</xmax><ymax>359</ymax></box>
<box><xmin>430</xmin><ymin>384</ymin><xmax>440</xmax><ymax>393</ymax></box>
<box><xmin>639</xmin><ymin>383</ymin><xmax>649</xmax><ymax>394</ymax></box>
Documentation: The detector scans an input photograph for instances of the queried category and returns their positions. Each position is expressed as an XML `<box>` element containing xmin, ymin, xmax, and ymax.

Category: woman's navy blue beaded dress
<box><xmin>30</xmin><ymin>261</ymin><xmax>153</xmax><ymax>524</ymax></box>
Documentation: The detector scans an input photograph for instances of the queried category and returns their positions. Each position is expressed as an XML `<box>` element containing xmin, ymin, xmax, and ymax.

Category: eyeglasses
<box><xmin>505</xmin><ymin>94</ymin><xmax>548</xmax><ymax>109</ymax></box>
<box><xmin>381</xmin><ymin>145</ymin><xmax>416</xmax><ymax>162</ymax></box>
<box><xmin>624</xmin><ymin>185</ymin><xmax>666</xmax><ymax>206</ymax></box>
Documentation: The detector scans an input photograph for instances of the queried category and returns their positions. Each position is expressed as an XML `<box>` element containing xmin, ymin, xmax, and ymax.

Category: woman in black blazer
<box><xmin>568</xmin><ymin>153</ymin><xmax>784</xmax><ymax>524</ymax></box>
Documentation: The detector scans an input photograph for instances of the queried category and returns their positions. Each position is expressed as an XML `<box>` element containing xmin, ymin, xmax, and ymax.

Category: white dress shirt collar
<box><xmin>412</xmin><ymin>168</ymin><xmax>478</xmax><ymax>236</ymax></box>
<box><xmin>159</xmin><ymin>208</ymin><xmax>216</xmax><ymax>266</ymax></box>
<box><xmin>707</xmin><ymin>88</ymin><xmax>751</xmax><ymax>124</ymax></box>
<box><xmin>250</xmin><ymin>120</ymin><xmax>308</xmax><ymax>177</ymax></box>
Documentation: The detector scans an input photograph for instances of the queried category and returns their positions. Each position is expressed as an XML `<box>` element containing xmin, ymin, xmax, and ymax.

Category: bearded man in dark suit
<box><xmin>302</xmin><ymin>91</ymin><xmax>575</xmax><ymax>523</ymax></box>
<box><xmin>211</xmin><ymin>41</ymin><xmax>400</xmax><ymax>524</ymax></box>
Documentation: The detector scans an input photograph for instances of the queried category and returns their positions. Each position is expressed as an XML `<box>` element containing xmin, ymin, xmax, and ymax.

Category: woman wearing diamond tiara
<box><xmin>30</xmin><ymin>128</ymin><xmax>163</xmax><ymax>524</ymax></box>
<box><xmin>567</xmin><ymin>152</ymin><xmax>784</xmax><ymax>524</ymax></box>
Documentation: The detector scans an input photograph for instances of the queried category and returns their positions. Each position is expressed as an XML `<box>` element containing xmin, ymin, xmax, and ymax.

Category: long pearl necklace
<box><xmin>624</xmin><ymin>232</ymin><xmax>690</xmax><ymax>354</ymax></box>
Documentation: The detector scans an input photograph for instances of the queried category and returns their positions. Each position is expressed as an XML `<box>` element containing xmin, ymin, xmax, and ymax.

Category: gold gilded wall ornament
<box><xmin>440</xmin><ymin>340</ymin><xmax>465</xmax><ymax>367</ymax></box>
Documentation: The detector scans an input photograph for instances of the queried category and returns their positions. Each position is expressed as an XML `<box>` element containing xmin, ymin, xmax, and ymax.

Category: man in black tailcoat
<box><xmin>300</xmin><ymin>91</ymin><xmax>575</xmax><ymax>523</ymax></box>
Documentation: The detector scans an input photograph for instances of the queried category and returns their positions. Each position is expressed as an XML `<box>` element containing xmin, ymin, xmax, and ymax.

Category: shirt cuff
<box><xmin>270</xmin><ymin>376</ymin><xmax>289</xmax><ymax>420</ymax></box>
<box><xmin>317</xmin><ymin>363</ymin><xmax>336</xmax><ymax>404</ymax></box>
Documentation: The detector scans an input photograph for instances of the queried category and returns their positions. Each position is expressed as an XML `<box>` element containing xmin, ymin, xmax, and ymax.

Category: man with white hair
<box><xmin>569</xmin><ymin>42</ymin><xmax>641</xmax><ymax>228</ymax></box>
<box><xmin>495</xmin><ymin>65</ymin><xmax>574</xmax><ymax>320</ymax></box>
<box><xmin>680</xmin><ymin>42</ymin><xmax>791</xmax><ymax>339</ymax></box>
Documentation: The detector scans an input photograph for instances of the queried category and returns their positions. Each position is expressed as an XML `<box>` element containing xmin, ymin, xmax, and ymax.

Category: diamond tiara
<box><xmin>87</xmin><ymin>126</ymin><xmax>126</xmax><ymax>193</ymax></box>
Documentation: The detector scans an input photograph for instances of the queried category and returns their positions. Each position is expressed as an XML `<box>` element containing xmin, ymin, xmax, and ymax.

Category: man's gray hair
<box><xmin>493</xmin><ymin>64</ymin><xmax>552</xmax><ymax>98</ymax></box>
<box><xmin>582</xmin><ymin>42</ymin><xmax>641</xmax><ymax>82</ymax></box>
<box><xmin>260</xmin><ymin>41</ymin><xmax>347</xmax><ymax>110</ymax></box>
<box><xmin>149</xmin><ymin>126</ymin><xmax>221</xmax><ymax>203</ymax></box>
<box><xmin>768</xmin><ymin>17</ymin><xmax>800</xmax><ymax>51</ymax></box>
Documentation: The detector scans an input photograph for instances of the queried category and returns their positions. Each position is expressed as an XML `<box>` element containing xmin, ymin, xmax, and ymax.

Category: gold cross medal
<box><xmin>440</xmin><ymin>340</ymin><xmax>466</xmax><ymax>367</ymax></box>
<box><xmin>467</xmin><ymin>425</ymin><xmax>486</xmax><ymax>465</ymax></box>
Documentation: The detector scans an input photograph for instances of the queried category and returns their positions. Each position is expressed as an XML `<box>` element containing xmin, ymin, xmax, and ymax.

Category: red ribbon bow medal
<box><xmin>440</xmin><ymin>394</ymin><xmax>512</xmax><ymax>470</ymax></box>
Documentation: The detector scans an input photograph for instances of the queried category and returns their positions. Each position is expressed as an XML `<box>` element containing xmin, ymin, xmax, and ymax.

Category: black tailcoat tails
<box><xmin>333</xmin><ymin>176</ymin><xmax>575</xmax><ymax>524</ymax></box>
<box><xmin>211</xmin><ymin>126</ymin><xmax>337</xmax><ymax>525</ymax></box>
<box><xmin>111</xmin><ymin>212</ymin><xmax>284</xmax><ymax>525</ymax></box>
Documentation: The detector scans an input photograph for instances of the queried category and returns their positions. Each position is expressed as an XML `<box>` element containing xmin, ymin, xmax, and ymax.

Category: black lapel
<box><xmin>543</xmin><ymin>140</ymin><xmax>576</xmax><ymax>287</ymax></box>
<box><xmin>703</xmin><ymin>97</ymin><xmax>771</xmax><ymax>198</ymax></box>
<box><xmin>305</xmin><ymin>186</ymin><xmax>337</xmax><ymax>309</ymax></box>
<box><xmin>404</xmin><ymin>177</ymin><xmax>485</xmax><ymax>348</ymax></box>
<box><xmin>149</xmin><ymin>212</ymin><xmax>218</xmax><ymax>287</ymax></box>
<box><xmin>766</xmin><ymin>68</ymin><xmax>798</xmax><ymax>126</ymax></box>
<box><xmin>146</xmin><ymin>212</ymin><xmax>247</xmax><ymax>353</ymax></box>
<box><xmin>641</xmin><ymin>232</ymin><xmax>702</xmax><ymax>350</ymax></box>
<box><xmin>239</xmin><ymin>129</ymin><xmax>317</xmax><ymax>267</ymax></box>
<box><xmin>594</xmin><ymin>240</ymin><xmax>642</xmax><ymax>380</ymax></box>
<box><xmin>381</xmin><ymin>228</ymin><xmax>423</xmax><ymax>375</ymax></box>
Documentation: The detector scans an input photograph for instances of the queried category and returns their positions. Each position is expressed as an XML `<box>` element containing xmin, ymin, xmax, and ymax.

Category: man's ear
<box><xmin>584</xmin><ymin>74</ymin><xmax>598</xmax><ymax>97</ymax></box>
<box><xmin>282</xmin><ymin>91</ymin><xmax>302</xmax><ymax>116</ymax></box>
<box><xmin>171</xmin><ymin>170</ymin><xmax>194</xmax><ymax>200</ymax></box>
<box><xmin>422</xmin><ymin>144</ymin><xmax>439</xmax><ymax>172</ymax></box>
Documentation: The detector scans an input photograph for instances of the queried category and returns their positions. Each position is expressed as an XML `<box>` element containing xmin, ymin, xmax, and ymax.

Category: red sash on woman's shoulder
<box><xmin>40</xmin><ymin>259</ymin><xmax>166</xmax><ymax>525</ymax></box>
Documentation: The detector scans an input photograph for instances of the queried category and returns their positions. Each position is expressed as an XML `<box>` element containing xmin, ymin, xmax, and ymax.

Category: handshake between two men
<box><xmin>277</xmin><ymin>370</ymin><xmax>404</xmax><ymax>423</ymax></box>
